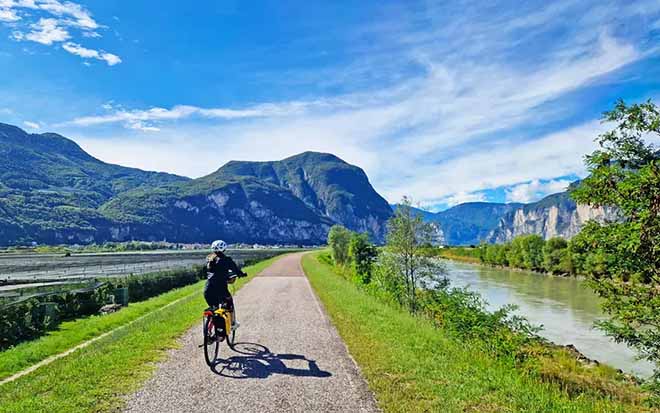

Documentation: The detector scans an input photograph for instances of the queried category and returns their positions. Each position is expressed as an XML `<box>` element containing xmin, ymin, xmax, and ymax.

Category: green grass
<box><xmin>0</xmin><ymin>255</ymin><xmax>280</xmax><ymax>413</ymax></box>
<box><xmin>302</xmin><ymin>252</ymin><xmax>655</xmax><ymax>413</ymax></box>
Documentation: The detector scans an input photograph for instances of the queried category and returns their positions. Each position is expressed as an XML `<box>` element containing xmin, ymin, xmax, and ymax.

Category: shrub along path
<box><xmin>0</xmin><ymin>291</ymin><xmax>193</xmax><ymax>386</ymax></box>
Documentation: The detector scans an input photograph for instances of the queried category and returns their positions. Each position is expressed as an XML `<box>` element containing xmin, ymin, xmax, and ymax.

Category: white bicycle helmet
<box><xmin>211</xmin><ymin>239</ymin><xmax>227</xmax><ymax>253</ymax></box>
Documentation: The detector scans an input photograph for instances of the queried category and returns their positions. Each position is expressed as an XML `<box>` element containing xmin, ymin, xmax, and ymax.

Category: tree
<box><xmin>506</xmin><ymin>235</ymin><xmax>544</xmax><ymax>271</ymax></box>
<box><xmin>327</xmin><ymin>225</ymin><xmax>351</xmax><ymax>265</ymax></box>
<box><xmin>383</xmin><ymin>197</ymin><xmax>445</xmax><ymax>314</ymax></box>
<box><xmin>348</xmin><ymin>232</ymin><xmax>378</xmax><ymax>284</ymax></box>
<box><xmin>571</xmin><ymin>99</ymin><xmax>660</xmax><ymax>381</ymax></box>
<box><xmin>542</xmin><ymin>237</ymin><xmax>569</xmax><ymax>274</ymax></box>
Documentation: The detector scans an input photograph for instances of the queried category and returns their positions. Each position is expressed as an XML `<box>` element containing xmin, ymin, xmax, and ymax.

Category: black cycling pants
<box><xmin>204</xmin><ymin>292</ymin><xmax>234</xmax><ymax>312</ymax></box>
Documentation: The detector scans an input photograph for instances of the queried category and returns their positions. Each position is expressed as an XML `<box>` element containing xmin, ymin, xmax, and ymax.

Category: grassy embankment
<box><xmin>302</xmin><ymin>251</ymin><xmax>656</xmax><ymax>413</ymax></box>
<box><xmin>0</xmin><ymin>254</ymin><xmax>281</xmax><ymax>413</ymax></box>
<box><xmin>435</xmin><ymin>246</ymin><xmax>482</xmax><ymax>264</ymax></box>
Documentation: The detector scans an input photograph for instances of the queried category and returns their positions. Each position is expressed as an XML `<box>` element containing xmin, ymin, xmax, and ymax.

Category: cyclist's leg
<box><xmin>204</xmin><ymin>288</ymin><xmax>220</xmax><ymax>310</ymax></box>
<box><xmin>224</xmin><ymin>295</ymin><xmax>237</xmax><ymax>327</ymax></box>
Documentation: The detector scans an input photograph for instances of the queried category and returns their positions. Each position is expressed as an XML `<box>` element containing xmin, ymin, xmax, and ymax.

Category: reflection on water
<box><xmin>445</xmin><ymin>260</ymin><xmax>654</xmax><ymax>377</ymax></box>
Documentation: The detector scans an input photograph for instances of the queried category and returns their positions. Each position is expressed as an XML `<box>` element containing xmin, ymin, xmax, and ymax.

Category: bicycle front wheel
<box><xmin>203</xmin><ymin>316</ymin><xmax>219</xmax><ymax>366</ymax></box>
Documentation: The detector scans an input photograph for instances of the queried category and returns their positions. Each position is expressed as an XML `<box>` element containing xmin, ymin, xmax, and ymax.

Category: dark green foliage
<box><xmin>418</xmin><ymin>287</ymin><xmax>539</xmax><ymax>361</ymax></box>
<box><xmin>327</xmin><ymin>225</ymin><xmax>352</xmax><ymax>265</ymax></box>
<box><xmin>570</xmin><ymin>99</ymin><xmax>660</xmax><ymax>383</ymax></box>
<box><xmin>348</xmin><ymin>232</ymin><xmax>377</xmax><ymax>283</ymax></box>
<box><xmin>479</xmin><ymin>243</ymin><xmax>511</xmax><ymax>266</ymax></box>
<box><xmin>109</xmin><ymin>266</ymin><xmax>202</xmax><ymax>302</ymax></box>
<box><xmin>543</xmin><ymin>237</ymin><xmax>573</xmax><ymax>275</ymax></box>
<box><xmin>0</xmin><ymin>297</ymin><xmax>43</xmax><ymax>349</ymax></box>
<box><xmin>508</xmin><ymin>235</ymin><xmax>545</xmax><ymax>271</ymax></box>
<box><xmin>322</xmin><ymin>241</ymin><xmax>539</xmax><ymax>365</ymax></box>
<box><xmin>0</xmin><ymin>284</ymin><xmax>112</xmax><ymax>350</ymax></box>
<box><xmin>0</xmin><ymin>267</ymin><xmax>201</xmax><ymax>350</ymax></box>
<box><xmin>0</xmin><ymin>123</ymin><xmax>187</xmax><ymax>246</ymax></box>
<box><xmin>479</xmin><ymin>235</ymin><xmax>569</xmax><ymax>274</ymax></box>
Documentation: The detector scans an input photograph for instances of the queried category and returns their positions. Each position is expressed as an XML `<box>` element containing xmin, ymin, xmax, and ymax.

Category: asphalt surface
<box><xmin>124</xmin><ymin>252</ymin><xmax>379</xmax><ymax>413</ymax></box>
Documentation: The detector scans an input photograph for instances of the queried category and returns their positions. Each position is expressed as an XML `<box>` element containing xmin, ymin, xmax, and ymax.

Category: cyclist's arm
<box><xmin>228</xmin><ymin>257</ymin><xmax>247</xmax><ymax>277</ymax></box>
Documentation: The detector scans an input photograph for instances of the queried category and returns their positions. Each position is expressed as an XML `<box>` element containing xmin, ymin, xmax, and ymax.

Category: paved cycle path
<box><xmin>124</xmin><ymin>252</ymin><xmax>379</xmax><ymax>413</ymax></box>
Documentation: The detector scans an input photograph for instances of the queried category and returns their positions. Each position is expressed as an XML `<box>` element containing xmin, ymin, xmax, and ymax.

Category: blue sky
<box><xmin>1</xmin><ymin>1</ymin><xmax>659</xmax><ymax>211</ymax></box>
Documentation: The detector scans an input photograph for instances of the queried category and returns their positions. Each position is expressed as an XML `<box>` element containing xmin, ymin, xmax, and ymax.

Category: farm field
<box><xmin>0</xmin><ymin>249</ymin><xmax>300</xmax><ymax>305</ymax></box>
<box><xmin>0</xmin><ymin>249</ymin><xmax>292</xmax><ymax>284</ymax></box>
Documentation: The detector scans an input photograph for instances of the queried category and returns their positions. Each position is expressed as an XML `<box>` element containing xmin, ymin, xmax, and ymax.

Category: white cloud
<box><xmin>442</xmin><ymin>192</ymin><xmax>488</xmax><ymax>207</ymax></box>
<box><xmin>36</xmin><ymin>0</ymin><xmax>99</xmax><ymax>30</ymax></box>
<box><xmin>505</xmin><ymin>179</ymin><xmax>573</xmax><ymax>203</ymax></box>
<box><xmin>2</xmin><ymin>0</ymin><xmax>119</xmax><ymax>64</ymax></box>
<box><xmin>23</xmin><ymin>120</ymin><xmax>40</xmax><ymax>129</ymax></box>
<box><xmin>63</xmin><ymin>100</ymin><xmax>345</xmax><ymax>130</ymax></box>
<box><xmin>384</xmin><ymin>121</ymin><xmax>606</xmax><ymax>205</ymax></box>
<box><xmin>59</xmin><ymin>0</ymin><xmax>660</xmax><ymax>203</ymax></box>
<box><xmin>0</xmin><ymin>7</ymin><xmax>20</xmax><ymax>22</ymax></box>
<box><xmin>62</xmin><ymin>42</ymin><xmax>121</xmax><ymax>66</ymax></box>
<box><xmin>15</xmin><ymin>17</ymin><xmax>69</xmax><ymax>45</ymax></box>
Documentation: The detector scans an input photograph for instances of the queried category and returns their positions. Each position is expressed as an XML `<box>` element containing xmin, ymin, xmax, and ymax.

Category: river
<box><xmin>444</xmin><ymin>260</ymin><xmax>654</xmax><ymax>378</ymax></box>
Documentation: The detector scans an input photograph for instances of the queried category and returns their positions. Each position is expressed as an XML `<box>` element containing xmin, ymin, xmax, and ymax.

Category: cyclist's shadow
<box><xmin>211</xmin><ymin>342</ymin><xmax>332</xmax><ymax>379</ymax></box>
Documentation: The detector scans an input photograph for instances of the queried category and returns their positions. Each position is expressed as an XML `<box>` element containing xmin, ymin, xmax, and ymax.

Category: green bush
<box><xmin>479</xmin><ymin>235</ymin><xmax>579</xmax><ymax>276</ymax></box>
<box><xmin>348</xmin><ymin>232</ymin><xmax>377</xmax><ymax>284</ymax></box>
<box><xmin>0</xmin><ymin>297</ymin><xmax>43</xmax><ymax>349</ymax></box>
<box><xmin>0</xmin><ymin>267</ymin><xmax>201</xmax><ymax>350</ymax></box>
<box><xmin>327</xmin><ymin>225</ymin><xmax>352</xmax><ymax>265</ymax></box>
<box><xmin>542</xmin><ymin>238</ymin><xmax>571</xmax><ymax>274</ymax></box>
<box><xmin>109</xmin><ymin>267</ymin><xmax>201</xmax><ymax>302</ymax></box>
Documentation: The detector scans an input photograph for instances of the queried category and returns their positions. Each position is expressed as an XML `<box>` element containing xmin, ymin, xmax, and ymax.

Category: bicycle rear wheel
<box><xmin>203</xmin><ymin>315</ymin><xmax>219</xmax><ymax>366</ymax></box>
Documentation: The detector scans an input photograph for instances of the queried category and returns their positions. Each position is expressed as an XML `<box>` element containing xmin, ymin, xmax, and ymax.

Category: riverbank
<box><xmin>438</xmin><ymin>252</ymin><xmax>587</xmax><ymax>280</ymax></box>
<box><xmin>303</xmin><ymin>252</ymin><xmax>657</xmax><ymax>412</ymax></box>
<box><xmin>442</xmin><ymin>258</ymin><xmax>654</xmax><ymax>378</ymax></box>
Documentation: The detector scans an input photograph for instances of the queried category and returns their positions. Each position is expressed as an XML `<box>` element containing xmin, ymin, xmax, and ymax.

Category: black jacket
<box><xmin>203</xmin><ymin>252</ymin><xmax>244</xmax><ymax>300</ymax></box>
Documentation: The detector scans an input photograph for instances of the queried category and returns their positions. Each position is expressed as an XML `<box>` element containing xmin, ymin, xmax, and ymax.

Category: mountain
<box><xmin>487</xmin><ymin>191</ymin><xmax>617</xmax><ymax>243</ymax></box>
<box><xmin>0</xmin><ymin>123</ymin><xmax>392</xmax><ymax>245</ymax></box>
<box><xmin>398</xmin><ymin>189</ymin><xmax>617</xmax><ymax>245</ymax></box>
<box><xmin>0</xmin><ymin>123</ymin><xmax>188</xmax><ymax>245</ymax></box>
<box><xmin>102</xmin><ymin>152</ymin><xmax>392</xmax><ymax>244</ymax></box>
<box><xmin>393</xmin><ymin>202</ymin><xmax>522</xmax><ymax>245</ymax></box>
<box><xmin>433</xmin><ymin>202</ymin><xmax>523</xmax><ymax>245</ymax></box>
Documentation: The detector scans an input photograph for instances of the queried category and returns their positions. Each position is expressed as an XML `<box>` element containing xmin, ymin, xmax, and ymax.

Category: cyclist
<box><xmin>204</xmin><ymin>240</ymin><xmax>247</xmax><ymax>329</ymax></box>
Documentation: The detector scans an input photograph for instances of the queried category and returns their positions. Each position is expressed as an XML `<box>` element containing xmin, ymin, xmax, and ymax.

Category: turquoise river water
<box><xmin>444</xmin><ymin>260</ymin><xmax>654</xmax><ymax>378</ymax></box>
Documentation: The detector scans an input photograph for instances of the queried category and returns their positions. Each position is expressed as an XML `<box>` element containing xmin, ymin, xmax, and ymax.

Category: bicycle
<box><xmin>201</xmin><ymin>274</ymin><xmax>239</xmax><ymax>366</ymax></box>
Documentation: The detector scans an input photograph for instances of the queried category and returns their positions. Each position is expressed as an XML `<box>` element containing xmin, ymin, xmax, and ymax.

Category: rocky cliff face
<box><xmin>214</xmin><ymin>152</ymin><xmax>393</xmax><ymax>240</ymax></box>
<box><xmin>488</xmin><ymin>192</ymin><xmax>618</xmax><ymax>243</ymax></box>
<box><xmin>393</xmin><ymin>202</ymin><xmax>522</xmax><ymax>245</ymax></box>
<box><xmin>102</xmin><ymin>152</ymin><xmax>392</xmax><ymax>245</ymax></box>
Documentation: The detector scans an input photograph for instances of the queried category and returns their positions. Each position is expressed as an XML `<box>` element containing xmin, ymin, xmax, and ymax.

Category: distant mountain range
<box><xmin>392</xmin><ymin>202</ymin><xmax>522</xmax><ymax>245</ymax></box>
<box><xmin>0</xmin><ymin>123</ymin><xmax>391</xmax><ymax>246</ymax></box>
<box><xmin>395</xmin><ymin>189</ymin><xmax>616</xmax><ymax>246</ymax></box>
<box><xmin>0</xmin><ymin>122</ymin><xmax>615</xmax><ymax>247</ymax></box>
